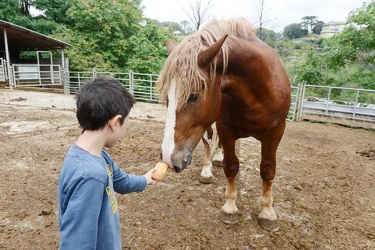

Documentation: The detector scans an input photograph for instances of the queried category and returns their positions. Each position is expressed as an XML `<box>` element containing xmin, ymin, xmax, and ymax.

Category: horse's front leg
<box><xmin>219</xmin><ymin>139</ymin><xmax>240</xmax><ymax>224</ymax></box>
<box><xmin>199</xmin><ymin>127</ymin><xmax>214</xmax><ymax>184</ymax></box>
<box><xmin>258</xmin><ymin>121</ymin><xmax>286</xmax><ymax>232</ymax></box>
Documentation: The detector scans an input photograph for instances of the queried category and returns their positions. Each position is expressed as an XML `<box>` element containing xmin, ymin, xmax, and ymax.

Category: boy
<box><xmin>58</xmin><ymin>76</ymin><xmax>156</xmax><ymax>249</ymax></box>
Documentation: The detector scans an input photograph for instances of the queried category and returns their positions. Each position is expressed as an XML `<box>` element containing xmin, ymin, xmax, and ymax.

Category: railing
<box><xmin>300</xmin><ymin>84</ymin><xmax>375</xmax><ymax>123</ymax></box>
<box><xmin>65</xmin><ymin>70</ymin><xmax>375</xmax><ymax>125</ymax></box>
<box><xmin>66</xmin><ymin>70</ymin><xmax>159</xmax><ymax>103</ymax></box>
<box><xmin>12</xmin><ymin>64</ymin><xmax>61</xmax><ymax>86</ymax></box>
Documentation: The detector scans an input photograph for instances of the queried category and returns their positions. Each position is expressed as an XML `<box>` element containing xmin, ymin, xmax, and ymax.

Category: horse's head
<box><xmin>157</xmin><ymin>34</ymin><xmax>228</xmax><ymax>172</ymax></box>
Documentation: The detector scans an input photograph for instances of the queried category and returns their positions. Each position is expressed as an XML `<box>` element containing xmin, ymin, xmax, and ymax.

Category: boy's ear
<box><xmin>108</xmin><ymin>115</ymin><xmax>122</xmax><ymax>131</ymax></box>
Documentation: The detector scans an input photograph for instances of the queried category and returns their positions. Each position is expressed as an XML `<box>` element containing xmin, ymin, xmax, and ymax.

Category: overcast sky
<box><xmin>141</xmin><ymin>0</ymin><xmax>369</xmax><ymax>32</ymax></box>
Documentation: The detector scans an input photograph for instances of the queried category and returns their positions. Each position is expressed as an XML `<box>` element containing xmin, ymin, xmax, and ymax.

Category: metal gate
<box><xmin>12</xmin><ymin>51</ymin><xmax>62</xmax><ymax>87</ymax></box>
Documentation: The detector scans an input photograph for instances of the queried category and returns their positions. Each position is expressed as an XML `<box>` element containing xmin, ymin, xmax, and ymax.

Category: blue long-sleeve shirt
<box><xmin>58</xmin><ymin>144</ymin><xmax>147</xmax><ymax>249</ymax></box>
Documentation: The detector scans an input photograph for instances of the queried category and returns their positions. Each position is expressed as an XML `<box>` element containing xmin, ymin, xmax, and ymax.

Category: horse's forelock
<box><xmin>156</xmin><ymin>18</ymin><xmax>256</xmax><ymax>110</ymax></box>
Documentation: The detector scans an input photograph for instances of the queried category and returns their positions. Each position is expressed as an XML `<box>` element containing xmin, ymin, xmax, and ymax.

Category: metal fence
<box><xmin>65</xmin><ymin>70</ymin><xmax>159</xmax><ymax>103</ymax></box>
<box><xmin>13</xmin><ymin>64</ymin><xmax>61</xmax><ymax>86</ymax></box>
<box><xmin>65</xmin><ymin>70</ymin><xmax>375</xmax><ymax>126</ymax></box>
<box><xmin>295</xmin><ymin>84</ymin><xmax>375</xmax><ymax>123</ymax></box>
<box><xmin>0</xmin><ymin>58</ymin><xmax>6</xmax><ymax>82</ymax></box>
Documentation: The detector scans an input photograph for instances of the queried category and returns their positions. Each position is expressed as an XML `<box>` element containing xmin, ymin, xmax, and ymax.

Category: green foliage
<box><xmin>34</xmin><ymin>0</ymin><xmax>74</xmax><ymax>25</ymax></box>
<box><xmin>55</xmin><ymin>0</ymin><xmax>174</xmax><ymax>72</ymax></box>
<box><xmin>301</xmin><ymin>16</ymin><xmax>318</xmax><ymax>33</ymax></box>
<box><xmin>52</xmin><ymin>26</ymin><xmax>114</xmax><ymax>71</ymax></box>
<box><xmin>283</xmin><ymin>23</ymin><xmax>307</xmax><ymax>39</ymax></box>
<box><xmin>125</xmin><ymin>20</ymin><xmax>172</xmax><ymax>73</ymax></box>
<box><xmin>293</xmin><ymin>49</ymin><xmax>323</xmax><ymax>85</ymax></box>
<box><xmin>286</xmin><ymin>1</ymin><xmax>375</xmax><ymax>90</ymax></box>
<box><xmin>256</xmin><ymin>28</ymin><xmax>280</xmax><ymax>48</ymax></box>
<box><xmin>0</xmin><ymin>0</ymin><xmax>20</xmax><ymax>22</ymax></box>
<box><xmin>312</xmin><ymin>21</ymin><xmax>324</xmax><ymax>35</ymax></box>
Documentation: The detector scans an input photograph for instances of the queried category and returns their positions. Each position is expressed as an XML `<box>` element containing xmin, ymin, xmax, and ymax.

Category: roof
<box><xmin>0</xmin><ymin>19</ymin><xmax>70</xmax><ymax>51</ymax></box>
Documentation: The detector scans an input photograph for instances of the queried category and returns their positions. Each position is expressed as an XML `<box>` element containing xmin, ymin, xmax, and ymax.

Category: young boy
<box><xmin>58</xmin><ymin>76</ymin><xmax>156</xmax><ymax>249</ymax></box>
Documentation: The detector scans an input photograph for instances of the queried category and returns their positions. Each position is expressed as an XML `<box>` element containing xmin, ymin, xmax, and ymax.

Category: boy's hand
<box><xmin>144</xmin><ymin>168</ymin><xmax>157</xmax><ymax>185</ymax></box>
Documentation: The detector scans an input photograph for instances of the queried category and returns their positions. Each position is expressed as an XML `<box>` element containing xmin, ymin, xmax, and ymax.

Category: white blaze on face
<box><xmin>161</xmin><ymin>79</ymin><xmax>177</xmax><ymax>165</ymax></box>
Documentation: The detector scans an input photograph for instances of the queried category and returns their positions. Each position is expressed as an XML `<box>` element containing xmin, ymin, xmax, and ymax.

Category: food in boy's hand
<box><xmin>152</xmin><ymin>162</ymin><xmax>168</xmax><ymax>181</ymax></box>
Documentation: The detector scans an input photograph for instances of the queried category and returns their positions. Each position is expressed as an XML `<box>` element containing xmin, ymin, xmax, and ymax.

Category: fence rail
<box><xmin>63</xmin><ymin>70</ymin><xmax>375</xmax><ymax>127</ymax></box>
<box><xmin>65</xmin><ymin>70</ymin><xmax>160</xmax><ymax>103</ymax></box>
<box><xmin>298</xmin><ymin>84</ymin><xmax>375</xmax><ymax>123</ymax></box>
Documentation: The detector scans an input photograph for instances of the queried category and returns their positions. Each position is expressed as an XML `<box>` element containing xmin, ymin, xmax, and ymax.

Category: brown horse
<box><xmin>157</xmin><ymin>18</ymin><xmax>291</xmax><ymax>232</ymax></box>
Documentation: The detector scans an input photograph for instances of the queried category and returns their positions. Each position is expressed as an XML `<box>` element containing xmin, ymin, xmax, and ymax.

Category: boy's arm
<box><xmin>59</xmin><ymin>177</ymin><xmax>104</xmax><ymax>249</ymax></box>
<box><xmin>112</xmin><ymin>164</ymin><xmax>147</xmax><ymax>194</ymax></box>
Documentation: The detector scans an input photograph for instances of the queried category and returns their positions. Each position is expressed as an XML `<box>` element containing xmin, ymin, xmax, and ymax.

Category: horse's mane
<box><xmin>156</xmin><ymin>18</ymin><xmax>256</xmax><ymax>110</ymax></box>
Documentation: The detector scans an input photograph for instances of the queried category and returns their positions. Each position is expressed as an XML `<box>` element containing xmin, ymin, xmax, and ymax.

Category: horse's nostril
<box><xmin>174</xmin><ymin>166</ymin><xmax>182</xmax><ymax>173</ymax></box>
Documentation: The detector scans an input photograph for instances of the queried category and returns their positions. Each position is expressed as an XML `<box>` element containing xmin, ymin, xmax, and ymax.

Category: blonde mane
<box><xmin>156</xmin><ymin>18</ymin><xmax>256</xmax><ymax>110</ymax></box>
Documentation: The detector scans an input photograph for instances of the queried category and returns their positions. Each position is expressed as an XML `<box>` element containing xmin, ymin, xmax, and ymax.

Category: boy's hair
<box><xmin>76</xmin><ymin>76</ymin><xmax>136</xmax><ymax>132</ymax></box>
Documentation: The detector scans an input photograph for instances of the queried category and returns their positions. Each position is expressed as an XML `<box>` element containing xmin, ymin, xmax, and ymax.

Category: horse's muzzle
<box><xmin>172</xmin><ymin>153</ymin><xmax>192</xmax><ymax>173</ymax></box>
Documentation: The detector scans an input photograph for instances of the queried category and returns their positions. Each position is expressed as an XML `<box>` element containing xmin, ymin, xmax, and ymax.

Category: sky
<box><xmin>141</xmin><ymin>0</ymin><xmax>369</xmax><ymax>32</ymax></box>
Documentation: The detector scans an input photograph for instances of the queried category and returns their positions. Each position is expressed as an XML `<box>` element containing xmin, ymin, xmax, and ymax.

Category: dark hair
<box><xmin>76</xmin><ymin>76</ymin><xmax>136</xmax><ymax>132</ymax></box>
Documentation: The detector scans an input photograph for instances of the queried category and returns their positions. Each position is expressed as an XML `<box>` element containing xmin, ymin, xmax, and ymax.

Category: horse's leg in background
<box><xmin>211</xmin><ymin>130</ymin><xmax>223</xmax><ymax>166</ymax></box>
<box><xmin>218</xmin><ymin>137</ymin><xmax>240</xmax><ymax>224</ymax></box>
<box><xmin>199</xmin><ymin>126</ymin><xmax>214</xmax><ymax>184</ymax></box>
<box><xmin>258</xmin><ymin>120</ymin><xmax>286</xmax><ymax>232</ymax></box>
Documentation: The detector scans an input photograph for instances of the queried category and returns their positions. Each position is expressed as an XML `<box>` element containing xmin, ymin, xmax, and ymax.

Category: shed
<box><xmin>0</xmin><ymin>19</ymin><xmax>70</xmax><ymax>88</ymax></box>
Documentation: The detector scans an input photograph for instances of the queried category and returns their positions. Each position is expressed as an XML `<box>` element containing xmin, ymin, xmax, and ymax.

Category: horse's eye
<box><xmin>188</xmin><ymin>94</ymin><xmax>199</xmax><ymax>103</ymax></box>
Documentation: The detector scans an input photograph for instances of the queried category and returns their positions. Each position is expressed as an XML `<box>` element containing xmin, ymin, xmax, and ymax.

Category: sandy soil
<box><xmin>0</xmin><ymin>89</ymin><xmax>374</xmax><ymax>250</ymax></box>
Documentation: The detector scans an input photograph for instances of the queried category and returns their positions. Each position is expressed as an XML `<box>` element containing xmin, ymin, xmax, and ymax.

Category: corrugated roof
<box><xmin>0</xmin><ymin>19</ymin><xmax>70</xmax><ymax>51</ymax></box>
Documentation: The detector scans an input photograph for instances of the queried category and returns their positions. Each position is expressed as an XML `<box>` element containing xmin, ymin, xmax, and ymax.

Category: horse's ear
<box><xmin>166</xmin><ymin>39</ymin><xmax>178</xmax><ymax>55</ymax></box>
<box><xmin>198</xmin><ymin>34</ymin><xmax>229</xmax><ymax>68</ymax></box>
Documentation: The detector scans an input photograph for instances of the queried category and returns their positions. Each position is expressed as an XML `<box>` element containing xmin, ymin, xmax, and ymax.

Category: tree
<box><xmin>283</xmin><ymin>23</ymin><xmax>306</xmax><ymax>39</ymax></box>
<box><xmin>312</xmin><ymin>21</ymin><xmax>324</xmax><ymax>35</ymax></box>
<box><xmin>293</xmin><ymin>49</ymin><xmax>324</xmax><ymax>85</ymax></box>
<box><xmin>253</xmin><ymin>0</ymin><xmax>275</xmax><ymax>41</ymax></box>
<box><xmin>322</xmin><ymin>1</ymin><xmax>375</xmax><ymax>89</ymax></box>
<box><xmin>256</xmin><ymin>28</ymin><xmax>279</xmax><ymax>48</ymax></box>
<box><xmin>51</xmin><ymin>0</ymin><xmax>173</xmax><ymax>73</ymax></box>
<box><xmin>183</xmin><ymin>0</ymin><xmax>211</xmax><ymax>31</ymax></box>
<box><xmin>0</xmin><ymin>0</ymin><xmax>59</xmax><ymax>35</ymax></box>
<box><xmin>33</xmin><ymin>0</ymin><xmax>74</xmax><ymax>25</ymax></box>
<box><xmin>301</xmin><ymin>16</ymin><xmax>318</xmax><ymax>33</ymax></box>
<box><xmin>180</xmin><ymin>20</ymin><xmax>193</xmax><ymax>35</ymax></box>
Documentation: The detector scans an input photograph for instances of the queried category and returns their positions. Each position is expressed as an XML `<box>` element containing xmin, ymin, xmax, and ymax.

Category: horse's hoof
<box><xmin>219</xmin><ymin>211</ymin><xmax>239</xmax><ymax>224</ymax></box>
<box><xmin>199</xmin><ymin>176</ymin><xmax>214</xmax><ymax>184</ymax></box>
<box><xmin>212</xmin><ymin>160</ymin><xmax>223</xmax><ymax>167</ymax></box>
<box><xmin>258</xmin><ymin>218</ymin><xmax>280</xmax><ymax>232</ymax></box>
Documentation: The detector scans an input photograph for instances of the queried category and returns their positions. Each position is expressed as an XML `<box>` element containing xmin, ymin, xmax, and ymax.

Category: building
<box><xmin>319</xmin><ymin>21</ymin><xmax>346</xmax><ymax>39</ymax></box>
<box><xmin>0</xmin><ymin>19</ymin><xmax>69</xmax><ymax>88</ymax></box>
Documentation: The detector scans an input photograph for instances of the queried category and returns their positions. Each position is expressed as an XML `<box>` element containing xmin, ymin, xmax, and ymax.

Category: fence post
<box><xmin>63</xmin><ymin>69</ymin><xmax>68</xmax><ymax>94</ymax></box>
<box><xmin>326</xmin><ymin>87</ymin><xmax>332</xmax><ymax>115</ymax></box>
<box><xmin>353</xmin><ymin>89</ymin><xmax>360</xmax><ymax>119</ymax></box>
<box><xmin>129</xmin><ymin>70</ymin><xmax>134</xmax><ymax>95</ymax></box>
<box><xmin>295</xmin><ymin>81</ymin><xmax>305</xmax><ymax>121</ymax></box>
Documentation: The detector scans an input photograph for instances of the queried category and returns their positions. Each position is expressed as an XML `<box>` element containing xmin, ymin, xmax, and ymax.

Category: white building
<box><xmin>319</xmin><ymin>21</ymin><xmax>346</xmax><ymax>38</ymax></box>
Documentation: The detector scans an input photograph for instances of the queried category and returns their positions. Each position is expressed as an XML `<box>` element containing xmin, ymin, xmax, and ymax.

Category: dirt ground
<box><xmin>0</xmin><ymin>89</ymin><xmax>374</xmax><ymax>250</ymax></box>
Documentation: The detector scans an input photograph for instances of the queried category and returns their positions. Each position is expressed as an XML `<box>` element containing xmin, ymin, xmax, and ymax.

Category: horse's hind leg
<box><xmin>211</xmin><ymin>129</ymin><xmax>223</xmax><ymax>166</ymax></box>
<box><xmin>258</xmin><ymin>120</ymin><xmax>286</xmax><ymax>232</ymax></box>
<box><xmin>199</xmin><ymin>127</ymin><xmax>214</xmax><ymax>184</ymax></box>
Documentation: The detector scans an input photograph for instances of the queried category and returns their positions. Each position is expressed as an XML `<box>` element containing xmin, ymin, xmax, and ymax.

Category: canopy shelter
<box><xmin>0</xmin><ymin>19</ymin><xmax>70</xmax><ymax>88</ymax></box>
